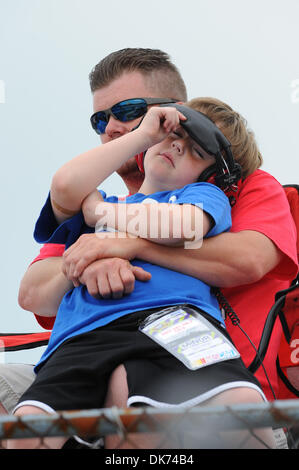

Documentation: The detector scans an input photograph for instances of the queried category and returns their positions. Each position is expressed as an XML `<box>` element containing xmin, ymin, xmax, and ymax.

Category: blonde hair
<box><xmin>186</xmin><ymin>97</ymin><xmax>263</xmax><ymax>178</ymax></box>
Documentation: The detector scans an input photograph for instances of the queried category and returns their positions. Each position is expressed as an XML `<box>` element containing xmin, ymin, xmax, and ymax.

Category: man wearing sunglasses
<box><xmin>1</xmin><ymin>48</ymin><xmax>297</xmax><ymax>448</ymax></box>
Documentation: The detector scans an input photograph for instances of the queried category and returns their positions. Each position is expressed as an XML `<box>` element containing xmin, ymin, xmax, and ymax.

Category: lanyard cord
<box><xmin>211</xmin><ymin>286</ymin><xmax>277</xmax><ymax>401</ymax></box>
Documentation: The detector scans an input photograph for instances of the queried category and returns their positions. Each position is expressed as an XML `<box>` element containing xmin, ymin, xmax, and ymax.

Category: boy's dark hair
<box><xmin>89</xmin><ymin>48</ymin><xmax>187</xmax><ymax>101</ymax></box>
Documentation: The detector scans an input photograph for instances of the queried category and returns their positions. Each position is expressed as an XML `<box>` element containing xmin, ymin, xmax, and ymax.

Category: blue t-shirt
<box><xmin>34</xmin><ymin>182</ymin><xmax>231</xmax><ymax>369</ymax></box>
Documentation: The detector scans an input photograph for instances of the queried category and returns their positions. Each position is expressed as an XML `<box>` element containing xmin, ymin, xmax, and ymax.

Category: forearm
<box><xmin>18</xmin><ymin>258</ymin><xmax>73</xmax><ymax>317</ymax></box>
<box><xmin>82</xmin><ymin>190</ymin><xmax>104</xmax><ymax>227</ymax></box>
<box><xmin>61</xmin><ymin>227</ymin><xmax>282</xmax><ymax>289</ymax></box>
<box><xmin>97</xmin><ymin>202</ymin><xmax>210</xmax><ymax>247</ymax></box>
<box><xmin>134</xmin><ymin>230</ymin><xmax>282</xmax><ymax>287</ymax></box>
<box><xmin>50</xmin><ymin>130</ymin><xmax>149</xmax><ymax>223</ymax></box>
<box><xmin>134</xmin><ymin>238</ymin><xmax>229</xmax><ymax>286</ymax></box>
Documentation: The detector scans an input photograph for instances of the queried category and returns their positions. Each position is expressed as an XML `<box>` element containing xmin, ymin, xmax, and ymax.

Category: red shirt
<box><xmin>223</xmin><ymin>170</ymin><xmax>298</xmax><ymax>400</ymax></box>
<box><xmin>32</xmin><ymin>170</ymin><xmax>298</xmax><ymax>400</ymax></box>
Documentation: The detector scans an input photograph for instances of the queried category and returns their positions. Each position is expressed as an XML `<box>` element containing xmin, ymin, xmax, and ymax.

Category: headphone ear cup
<box><xmin>197</xmin><ymin>164</ymin><xmax>217</xmax><ymax>183</ymax></box>
<box><xmin>135</xmin><ymin>152</ymin><xmax>145</xmax><ymax>173</ymax></box>
<box><xmin>214</xmin><ymin>161</ymin><xmax>242</xmax><ymax>189</ymax></box>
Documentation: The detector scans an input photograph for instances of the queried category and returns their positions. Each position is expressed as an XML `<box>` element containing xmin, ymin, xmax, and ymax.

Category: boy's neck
<box><xmin>138</xmin><ymin>179</ymin><xmax>169</xmax><ymax>196</ymax></box>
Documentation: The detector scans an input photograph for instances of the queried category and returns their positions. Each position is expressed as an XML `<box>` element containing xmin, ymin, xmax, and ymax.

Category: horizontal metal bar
<box><xmin>0</xmin><ymin>400</ymin><xmax>298</xmax><ymax>440</ymax></box>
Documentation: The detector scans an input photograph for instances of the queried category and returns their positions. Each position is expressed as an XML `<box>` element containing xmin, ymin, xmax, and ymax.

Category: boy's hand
<box><xmin>137</xmin><ymin>106</ymin><xmax>186</xmax><ymax>147</ymax></box>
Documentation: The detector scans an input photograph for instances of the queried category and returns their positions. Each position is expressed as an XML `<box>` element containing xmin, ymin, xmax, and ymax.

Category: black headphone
<box><xmin>160</xmin><ymin>103</ymin><xmax>242</xmax><ymax>191</ymax></box>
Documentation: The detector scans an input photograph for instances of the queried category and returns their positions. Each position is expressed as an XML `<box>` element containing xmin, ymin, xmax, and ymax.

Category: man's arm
<box><xmin>18</xmin><ymin>257</ymin><xmax>72</xmax><ymax>317</ymax></box>
<box><xmin>61</xmin><ymin>229</ymin><xmax>282</xmax><ymax>288</ymax></box>
<box><xmin>18</xmin><ymin>255</ymin><xmax>152</xmax><ymax>317</ymax></box>
<box><xmin>18</xmin><ymin>227</ymin><xmax>283</xmax><ymax>318</ymax></box>
<box><xmin>133</xmin><ymin>230</ymin><xmax>282</xmax><ymax>287</ymax></box>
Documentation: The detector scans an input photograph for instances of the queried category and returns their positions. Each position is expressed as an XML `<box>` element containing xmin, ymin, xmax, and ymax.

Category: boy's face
<box><xmin>144</xmin><ymin>126</ymin><xmax>216</xmax><ymax>191</ymax></box>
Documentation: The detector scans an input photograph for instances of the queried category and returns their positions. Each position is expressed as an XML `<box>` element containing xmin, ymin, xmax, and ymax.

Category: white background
<box><xmin>0</xmin><ymin>0</ymin><xmax>298</xmax><ymax>365</ymax></box>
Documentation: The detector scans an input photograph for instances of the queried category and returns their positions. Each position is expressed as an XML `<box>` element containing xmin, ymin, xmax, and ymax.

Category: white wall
<box><xmin>0</xmin><ymin>0</ymin><xmax>298</xmax><ymax>364</ymax></box>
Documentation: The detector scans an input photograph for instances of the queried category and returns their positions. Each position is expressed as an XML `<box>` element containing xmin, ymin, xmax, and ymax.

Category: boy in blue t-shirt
<box><xmin>13</xmin><ymin>104</ymin><xmax>269</xmax><ymax>448</ymax></box>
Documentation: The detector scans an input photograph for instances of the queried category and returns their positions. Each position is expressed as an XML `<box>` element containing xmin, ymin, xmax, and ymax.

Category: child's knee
<box><xmin>14</xmin><ymin>404</ymin><xmax>48</xmax><ymax>417</ymax></box>
<box><xmin>208</xmin><ymin>386</ymin><xmax>265</xmax><ymax>406</ymax></box>
<box><xmin>11</xmin><ymin>405</ymin><xmax>67</xmax><ymax>449</ymax></box>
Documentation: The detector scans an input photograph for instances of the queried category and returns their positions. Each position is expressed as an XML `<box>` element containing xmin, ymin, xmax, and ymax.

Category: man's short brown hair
<box><xmin>89</xmin><ymin>48</ymin><xmax>187</xmax><ymax>101</ymax></box>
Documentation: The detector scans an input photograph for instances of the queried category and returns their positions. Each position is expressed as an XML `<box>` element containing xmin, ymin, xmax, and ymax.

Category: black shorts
<box><xmin>15</xmin><ymin>307</ymin><xmax>266</xmax><ymax>413</ymax></box>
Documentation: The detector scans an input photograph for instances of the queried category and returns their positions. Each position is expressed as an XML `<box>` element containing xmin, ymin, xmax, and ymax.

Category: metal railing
<box><xmin>1</xmin><ymin>399</ymin><xmax>298</xmax><ymax>449</ymax></box>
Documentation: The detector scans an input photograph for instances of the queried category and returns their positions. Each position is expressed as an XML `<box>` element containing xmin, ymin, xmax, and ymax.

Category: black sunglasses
<box><xmin>90</xmin><ymin>97</ymin><xmax>177</xmax><ymax>135</ymax></box>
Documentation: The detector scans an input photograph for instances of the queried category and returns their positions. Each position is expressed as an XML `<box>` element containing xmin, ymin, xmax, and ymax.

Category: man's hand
<box><xmin>62</xmin><ymin>232</ymin><xmax>144</xmax><ymax>286</ymax></box>
<box><xmin>78</xmin><ymin>258</ymin><xmax>151</xmax><ymax>299</ymax></box>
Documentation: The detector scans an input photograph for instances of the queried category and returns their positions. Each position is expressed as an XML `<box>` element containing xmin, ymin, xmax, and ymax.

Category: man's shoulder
<box><xmin>242</xmin><ymin>169</ymin><xmax>282</xmax><ymax>188</ymax></box>
<box><xmin>237</xmin><ymin>169</ymin><xmax>287</xmax><ymax>201</ymax></box>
